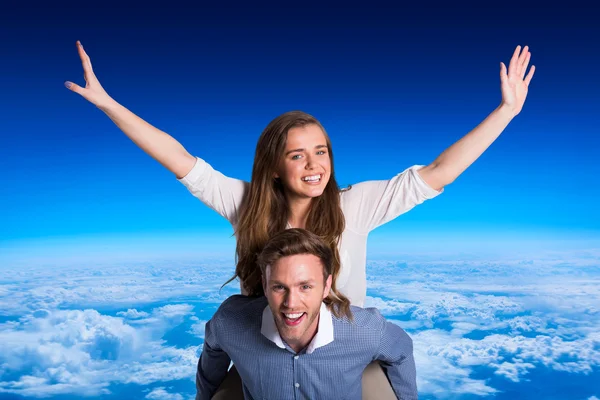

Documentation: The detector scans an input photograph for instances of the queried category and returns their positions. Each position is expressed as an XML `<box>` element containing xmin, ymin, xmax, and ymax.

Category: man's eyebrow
<box><xmin>268</xmin><ymin>279</ymin><xmax>316</xmax><ymax>286</ymax></box>
<box><xmin>268</xmin><ymin>280</ymin><xmax>287</xmax><ymax>286</ymax></box>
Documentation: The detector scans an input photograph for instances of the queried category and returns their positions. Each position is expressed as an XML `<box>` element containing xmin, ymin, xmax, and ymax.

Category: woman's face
<box><xmin>275</xmin><ymin>124</ymin><xmax>332</xmax><ymax>201</ymax></box>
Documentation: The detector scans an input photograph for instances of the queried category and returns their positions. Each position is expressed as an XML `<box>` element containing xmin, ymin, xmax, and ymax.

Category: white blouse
<box><xmin>178</xmin><ymin>157</ymin><xmax>441</xmax><ymax>306</ymax></box>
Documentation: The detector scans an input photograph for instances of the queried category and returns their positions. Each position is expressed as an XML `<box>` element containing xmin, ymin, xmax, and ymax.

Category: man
<box><xmin>196</xmin><ymin>229</ymin><xmax>418</xmax><ymax>399</ymax></box>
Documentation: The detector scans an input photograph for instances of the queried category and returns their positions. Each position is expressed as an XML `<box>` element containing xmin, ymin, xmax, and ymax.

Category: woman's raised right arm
<box><xmin>65</xmin><ymin>41</ymin><xmax>196</xmax><ymax>178</ymax></box>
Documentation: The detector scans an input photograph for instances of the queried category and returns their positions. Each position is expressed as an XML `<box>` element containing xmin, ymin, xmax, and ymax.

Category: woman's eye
<box><xmin>317</xmin><ymin>150</ymin><xmax>326</xmax><ymax>155</ymax></box>
<box><xmin>291</xmin><ymin>154</ymin><xmax>302</xmax><ymax>160</ymax></box>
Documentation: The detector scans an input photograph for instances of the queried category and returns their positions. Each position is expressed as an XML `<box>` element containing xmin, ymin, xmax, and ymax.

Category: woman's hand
<box><xmin>500</xmin><ymin>45</ymin><xmax>536</xmax><ymax>117</ymax></box>
<box><xmin>64</xmin><ymin>41</ymin><xmax>114</xmax><ymax>110</ymax></box>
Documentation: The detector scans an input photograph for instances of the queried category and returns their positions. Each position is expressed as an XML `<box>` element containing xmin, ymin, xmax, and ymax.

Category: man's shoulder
<box><xmin>348</xmin><ymin>306</ymin><xmax>412</xmax><ymax>342</ymax></box>
<box><xmin>332</xmin><ymin>306</ymin><xmax>385</xmax><ymax>329</ymax></box>
<box><xmin>350</xmin><ymin>306</ymin><xmax>385</xmax><ymax>329</ymax></box>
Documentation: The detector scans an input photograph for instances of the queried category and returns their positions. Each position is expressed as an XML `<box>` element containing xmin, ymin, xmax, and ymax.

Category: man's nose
<box><xmin>284</xmin><ymin>290</ymin><xmax>299</xmax><ymax>308</ymax></box>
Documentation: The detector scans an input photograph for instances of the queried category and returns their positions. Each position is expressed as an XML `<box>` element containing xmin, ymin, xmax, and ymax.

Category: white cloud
<box><xmin>411</xmin><ymin>330</ymin><xmax>498</xmax><ymax>397</ymax></box>
<box><xmin>188</xmin><ymin>320</ymin><xmax>207</xmax><ymax>339</ymax></box>
<box><xmin>123</xmin><ymin>345</ymin><xmax>199</xmax><ymax>385</ymax></box>
<box><xmin>0</xmin><ymin>376</ymin><xmax>111</xmax><ymax>398</ymax></box>
<box><xmin>491</xmin><ymin>360</ymin><xmax>535</xmax><ymax>382</ymax></box>
<box><xmin>364</xmin><ymin>296</ymin><xmax>415</xmax><ymax>315</ymax></box>
<box><xmin>505</xmin><ymin>315</ymin><xmax>546</xmax><ymax>333</ymax></box>
<box><xmin>410</xmin><ymin>326</ymin><xmax>600</xmax><ymax>388</ymax></box>
<box><xmin>0</xmin><ymin>261</ymin><xmax>239</xmax><ymax>316</ymax></box>
<box><xmin>364</xmin><ymin>253</ymin><xmax>600</xmax><ymax>396</ymax></box>
<box><xmin>0</xmin><ymin>306</ymin><xmax>199</xmax><ymax>398</ymax></box>
<box><xmin>145</xmin><ymin>387</ymin><xmax>184</xmax><ymax>400</ymax></box>
<box><xmin>153</xmin><ymin>304</ymin><xmax>195</xmax><ymax>318</ymax></box>
<box><xmin>117</xmin><ymin>309</ymin><xmax>149</xmax><ymax>319</ymax></box>
<box><xmin>365</xmin><ymin>281</ymin><xmax>523</xmax><ymax>322</ymax></box>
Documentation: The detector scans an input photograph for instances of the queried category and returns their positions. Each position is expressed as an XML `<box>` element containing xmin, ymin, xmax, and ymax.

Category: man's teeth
<box><xmin>284</xmin><ymin>312</ymin><xmax>304</xmax><ymax>319</ymax></box>
<box><xmin>302</xmin><ymin>174</ymin><xmax>321</xmax><ymax>182</ymax></box>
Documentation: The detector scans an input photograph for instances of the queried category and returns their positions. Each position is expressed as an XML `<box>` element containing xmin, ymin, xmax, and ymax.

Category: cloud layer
<box><xmin>0</xmin><ymin>304</ymin><xmax>202</xmax><ymax>398</ymax></box>
<box><xmin>1</xmin><ymin>249</ymin><xmax>599</xmax><ymax>398</ymax></box>
<box><xmin>364</xmin><ymin>253</ymin><xmax>600</xmax><ymax>398</ymax></box>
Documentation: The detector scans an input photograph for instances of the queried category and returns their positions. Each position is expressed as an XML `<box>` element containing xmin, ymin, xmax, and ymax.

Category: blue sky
<box><xmin>1</xmin><ymin>4</ymin><xmax>599</xmax><ymax>258</ymax></box>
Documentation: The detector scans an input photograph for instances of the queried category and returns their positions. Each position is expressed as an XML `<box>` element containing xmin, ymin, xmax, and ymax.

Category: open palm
<box><xmin>500</xmin><ymin>45</ymin><xmax>536</xmax><ymax>117</ymax></box>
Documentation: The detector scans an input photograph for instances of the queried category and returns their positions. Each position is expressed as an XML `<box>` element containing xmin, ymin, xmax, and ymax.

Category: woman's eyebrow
<box><xmin>285</xmin><ymin>148</ymin><xmax>304</xmax><ymax>156</ymax></box>
<box><xmin>284</xmin><ymin>144</ymin><xmax>327</xmax><ymax>156</ymax></box>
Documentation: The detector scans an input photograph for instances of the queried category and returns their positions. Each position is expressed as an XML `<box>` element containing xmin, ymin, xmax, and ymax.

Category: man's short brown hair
<box><xmin>257</xmin><ymin>228</ymin><xmax>352</xmax><ymax>319</ymax></box>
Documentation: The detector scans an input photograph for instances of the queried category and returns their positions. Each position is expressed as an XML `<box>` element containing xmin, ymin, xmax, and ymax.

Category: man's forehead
<box><xmin>268</xmin><ymin>254</ymin><xmax>323</xmax><ymax>276</ymax></box>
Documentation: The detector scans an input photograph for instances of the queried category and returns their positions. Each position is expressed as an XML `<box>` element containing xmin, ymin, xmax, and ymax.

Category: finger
<box><xmin>521</xmin><ymin>52</ymin><xmax>531</xmax><ymax>79</ymax></box>
<box><xmin>83</xmin><ymin>47</ymin><xmax>94</xmax><ymax>71</ymax></box>
<box><xmin>76</xmin><ymin>41</ymin><xmax>88</xmax><ymax>70</ymax></box>
<box><xmin>76</xmin><ymin>41</ymin><xmax>95</xmax><ymax>76</ymax></box>
<box><xmin>508</xmin><ymin>45</ymin><xmax>521</xmax><ymax>77</ymax></box>
<box><xmin>64</xmin><ymin>81</ymin><xmax>85</xmax><ymax>95</ymax></box>
<box><xmin>500</xmin><ymin>62</ymin><xmax>508</xmax><ymax>85</ymax></box>
<box><xmin>524</xmin><ymin>65</ymin><xmax>536</xmax><ymax>86</ymax></box>
<box><xmin>517</xmin><ymin>45</ymin><xmax>529</xmax><ymax>76</ymax></box>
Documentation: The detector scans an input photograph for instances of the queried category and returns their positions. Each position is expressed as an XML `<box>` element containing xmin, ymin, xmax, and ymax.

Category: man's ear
<box><xmin>323</xmin><ymin>274</ymin><xmax>332</xmax><ymax>300</ymax></box>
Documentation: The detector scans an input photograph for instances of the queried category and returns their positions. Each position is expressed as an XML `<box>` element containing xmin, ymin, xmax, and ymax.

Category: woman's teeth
<box><xmin>302</xmin><ymin>174</ymin><xmax>321</xmax><ymax>182</ymax></box>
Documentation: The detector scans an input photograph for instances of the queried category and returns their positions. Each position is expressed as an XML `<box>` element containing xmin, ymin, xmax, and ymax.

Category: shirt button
<box><xmin>295</xmin><ymin>383</ymin><xmax>300</xmax><ymax>388</ymax></box>
<box><xmin>294</xmin><ymin>356</ymin><xmax>299</xmax><ymax>360</ymax></box>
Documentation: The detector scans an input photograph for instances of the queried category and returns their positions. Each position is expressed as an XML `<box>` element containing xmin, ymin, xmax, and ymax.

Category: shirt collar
<box><xmin>261</xmin><ymin>302</ymin><xmax>334</xmax><ymax>354</ymax></box>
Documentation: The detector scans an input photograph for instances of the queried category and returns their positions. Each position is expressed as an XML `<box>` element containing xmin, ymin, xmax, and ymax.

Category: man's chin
<box><xmin>280</xmin><ymin>329</ymin><xmax>304</xmax><ymax>345</ymax></box>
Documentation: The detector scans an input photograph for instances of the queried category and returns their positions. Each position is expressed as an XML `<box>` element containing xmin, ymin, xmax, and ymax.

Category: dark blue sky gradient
<box><xmin>1</xmin><ymin>3</ymin><xmax>599</xmax><ymax>255</ymax></box>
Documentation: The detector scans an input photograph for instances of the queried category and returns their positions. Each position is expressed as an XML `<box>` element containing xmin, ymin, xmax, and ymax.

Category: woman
<box><xmin>65</xmin><ymin>41</ymin><xmax>534</xmax><ymax>399</ymax></box>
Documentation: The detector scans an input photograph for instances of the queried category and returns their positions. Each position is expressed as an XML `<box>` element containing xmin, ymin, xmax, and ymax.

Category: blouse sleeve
<box><xmin>177</xmin><ymin>157</ymin><xmax>248</xmax><ymax>226</ymax></box>
<box><xmin>341</xmin><ymin>165</ymin><xmax>442</xmax><ymax>234</ymax></box>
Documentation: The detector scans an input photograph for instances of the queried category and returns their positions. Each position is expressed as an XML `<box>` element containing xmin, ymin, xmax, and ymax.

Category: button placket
<box><xmin>292</xmin><ymin>354</ymin><xmax>300</xmax><ymax>398</ymax></box>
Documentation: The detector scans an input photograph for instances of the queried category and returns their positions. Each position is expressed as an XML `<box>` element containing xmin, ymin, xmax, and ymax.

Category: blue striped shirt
<box><xmin>196</xmin><ymin>295</ymin><xmax>417</xmax><ymax>399</ymax></box>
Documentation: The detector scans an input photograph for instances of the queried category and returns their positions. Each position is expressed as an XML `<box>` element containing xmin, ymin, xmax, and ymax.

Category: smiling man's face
<box><xmin>263</xmin><ymin>253</ymin><xmax>332</xmax><ymax>352</ymax></box>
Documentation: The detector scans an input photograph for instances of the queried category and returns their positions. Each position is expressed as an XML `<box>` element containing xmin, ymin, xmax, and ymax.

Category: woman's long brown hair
<box><xmin>223</xmin><ymin>111</ymin><xmax>349</xmax><ymax>317</ymax></box>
